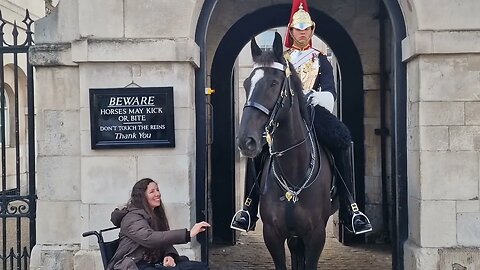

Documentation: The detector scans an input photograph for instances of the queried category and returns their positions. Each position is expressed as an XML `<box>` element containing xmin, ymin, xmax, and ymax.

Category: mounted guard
<box><xmin>231</xmin><ymin>0</ymin><xmax>372</xmax><ymax>235</ymax></box>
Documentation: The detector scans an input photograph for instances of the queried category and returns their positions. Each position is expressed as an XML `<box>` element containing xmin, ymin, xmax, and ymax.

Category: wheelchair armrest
<box><xmin>99</xmin><ymin>227</ymin><xmax>120</xmax><ymax>233</ymax></box>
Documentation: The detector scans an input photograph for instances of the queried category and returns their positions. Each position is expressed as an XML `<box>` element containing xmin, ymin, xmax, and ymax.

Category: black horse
<box><xmin>236</xmin><ymin>32</ymin><xmax>335</xmax><ymax>270</ymax></box>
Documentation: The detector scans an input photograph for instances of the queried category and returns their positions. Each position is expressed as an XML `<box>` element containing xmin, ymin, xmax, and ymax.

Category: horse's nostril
<box><xmin>245</xmin><ymin>137</ymin><xmax>257</xmax><ymax>151</ymax></box>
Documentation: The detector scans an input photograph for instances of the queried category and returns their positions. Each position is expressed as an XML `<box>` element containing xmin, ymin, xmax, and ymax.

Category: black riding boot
<box><xmin>335</xmin><ymin>145</ymin><xmax>372</xmax><ymax>235</ymax></box>
<box><xmin>231</xmin><ymin>157</ymin><xmax>260</xmax><ymax>232</ymax></box>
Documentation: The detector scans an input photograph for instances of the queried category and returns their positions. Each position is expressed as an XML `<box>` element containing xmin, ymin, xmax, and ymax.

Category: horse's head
<box><xmin>237</xmin><ymin>32</ymin><xmax>305</xmax><ymax>158</ymax></box>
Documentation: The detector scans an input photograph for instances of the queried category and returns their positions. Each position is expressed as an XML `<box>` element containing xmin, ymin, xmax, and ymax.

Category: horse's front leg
<box><xmin>303</xmin><ymin>226</ymin><xmax>326</xmax><ymax>270</ymax></box>
<box><xmin>263</xmin><ymin>222</ymin><xmax>288</xmax><ymax>270</ymax></box>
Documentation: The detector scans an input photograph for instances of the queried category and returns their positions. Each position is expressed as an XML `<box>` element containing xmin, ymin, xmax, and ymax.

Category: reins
<box><xmin>243</xmin><ymin>60</ymin><xmax>322</xmax><ymax>203</ymax></box>
<box><xmin>271</xmin><ymin>127</ymin><xmax>321</xmax><ymax>203</ymax></box>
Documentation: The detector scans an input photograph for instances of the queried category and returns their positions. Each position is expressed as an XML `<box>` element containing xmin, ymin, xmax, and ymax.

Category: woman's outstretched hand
<box><xmin>163</xmin><ymin>255</ymin><xmax>176</xmax><ymax>267</ymax></box>
<box><xmin>190</xmin><ymin>221</ymin><xmax>211</xmax><ymax>237</ymax></box>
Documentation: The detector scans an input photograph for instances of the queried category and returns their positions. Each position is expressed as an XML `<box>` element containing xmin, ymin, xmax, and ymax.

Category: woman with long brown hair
<box><xmin>107</xmin><ymin>178</ymin><xmax>210</xmax><ymax>270</ymax></box>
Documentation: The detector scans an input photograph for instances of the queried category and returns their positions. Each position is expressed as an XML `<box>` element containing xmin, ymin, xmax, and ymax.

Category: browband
<box><xmin>253</xmin><ymin>62</ymin><xmax>285</xmax><ymax>71</ymax></box>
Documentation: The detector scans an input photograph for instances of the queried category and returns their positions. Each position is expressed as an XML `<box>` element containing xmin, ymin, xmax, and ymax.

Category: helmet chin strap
<box><xmin>289</xmin><ymin>26</ymin><xmax>315</xmax><ymax>49</ymax></box>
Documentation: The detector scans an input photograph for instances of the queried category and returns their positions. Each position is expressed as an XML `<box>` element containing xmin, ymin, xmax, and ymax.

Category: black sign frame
<box><xmin>89</xmin><ymin>87</ymin><xmax>175</xmax><ymax>149</ymax></box>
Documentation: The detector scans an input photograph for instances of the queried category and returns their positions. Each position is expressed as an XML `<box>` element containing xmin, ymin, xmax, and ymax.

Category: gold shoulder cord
<box><xmin>283</xmin><ymin>50</ymin><xmax>292</xmax><ymax>62</ymax></box>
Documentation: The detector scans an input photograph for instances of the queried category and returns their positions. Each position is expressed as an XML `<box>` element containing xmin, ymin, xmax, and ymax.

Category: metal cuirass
<box><xmin>284</xmin><ymin>48</ymin><xmax>320</xmax><ymax>93</ymax></box>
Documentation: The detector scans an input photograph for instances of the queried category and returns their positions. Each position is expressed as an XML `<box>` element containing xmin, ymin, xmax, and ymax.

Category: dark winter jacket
<box><xmin>106</xmin><ymin>206</ymin><xmax>191</xmax><ymax>270</ymax></box>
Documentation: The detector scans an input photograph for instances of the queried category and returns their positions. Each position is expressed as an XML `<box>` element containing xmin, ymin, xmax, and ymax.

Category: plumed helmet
<box><xmin>289</xmin><ymin>2</ymin><xmax>314</xmax><ymax>30</ymax></box>
<box><xmin>285</xmin><ymin>0</ymin><xmax>315</xmax><ymax>48</ymax></box>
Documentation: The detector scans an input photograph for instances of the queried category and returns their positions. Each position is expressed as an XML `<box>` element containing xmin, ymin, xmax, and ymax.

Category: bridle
<box><xmin>243</xmin><ymin>60</ymin><xmax>321</xmax><ymax>203</ymax></box>
<box><xmin>243</xmin><ymin>61</ymin><xmax>296</xmax><ymax>152</ymax></box>
<box><xmin>243</xmin><ymin>62</ymin><xmax>288</xmax><ymax>117</ymax></box>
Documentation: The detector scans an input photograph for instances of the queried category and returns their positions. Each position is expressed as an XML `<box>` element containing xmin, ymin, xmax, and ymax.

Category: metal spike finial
<box><xmin>12</xmin><ymin>20</ymin><xmax>19</xmax><ymax>40</ymax></box>
<box><xmin>23</xmin><ymin>9</ymin><xmax>35</xmax><ymax>45</ymax></box>
<box><xmin>22</xmin><ymin>9</ymin><xmax>34</xmax><ymax>29</ymax></box>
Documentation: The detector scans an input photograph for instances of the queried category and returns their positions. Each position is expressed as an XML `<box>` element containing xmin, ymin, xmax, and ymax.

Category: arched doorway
<box><xmin>210</xmin><ymin>4</ymin><xmax>365</xmax><ymax>244</ymax></box>
<box><xmin>195</xmin><ymin>0</ymin><xmax>407</xmax><ymax>268</ymax></box>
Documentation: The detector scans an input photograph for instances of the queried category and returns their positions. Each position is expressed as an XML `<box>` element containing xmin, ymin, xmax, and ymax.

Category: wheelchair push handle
<box><xmin>82</xmin><ymin>227</ymin><xmax>119</xmax><ymax>244</ymax></box>
<box><xmin>82</xmin><ymin>230</ymin><xmax>101</xmax><ymax>241</ymax></box>
<box><xmin>82</xmin><ymin>231</ymin><xmax>99</xmax><ymax>237</ymax></box>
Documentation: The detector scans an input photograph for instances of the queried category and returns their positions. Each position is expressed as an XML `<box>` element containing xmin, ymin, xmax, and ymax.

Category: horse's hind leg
<box><xmin>263</xmin><ymin>225</ymin><xmax>288</xmax><ymax>270</ymax></box>
<box><xmin>304</xmin><ymin>227</ymin><xmax>326</xmax><ymax>270</ymax></box>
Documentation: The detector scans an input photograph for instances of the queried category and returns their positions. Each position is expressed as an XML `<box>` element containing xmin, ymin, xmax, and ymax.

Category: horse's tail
<box><xmin>287</xmin><ymin>236</ymin><xmax>305</xmax><ymax>270</ymax></box>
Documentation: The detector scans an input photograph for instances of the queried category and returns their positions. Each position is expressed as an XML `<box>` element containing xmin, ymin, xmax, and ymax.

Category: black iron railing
<box><xmin>0</xmin><ymin>9</ymin><xmax>36</xmax><ymax>270</ymax></box>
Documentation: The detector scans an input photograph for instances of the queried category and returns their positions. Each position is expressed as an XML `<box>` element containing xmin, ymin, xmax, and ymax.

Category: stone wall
<box><xmin>403</xmin><ymin>0</ymin><xmax>480</xmax><ymax>268</ymax></box>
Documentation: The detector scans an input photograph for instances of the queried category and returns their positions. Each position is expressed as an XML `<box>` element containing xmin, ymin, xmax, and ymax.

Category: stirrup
<box><xmin>230</xmin><ymin>209</ymin><xmax>251</xmax><ymax>233</ymax></box>
<box><xmin>351</xmin><ymin>211</ymin><xmax>372</xmax><ymax>235</ymax></box>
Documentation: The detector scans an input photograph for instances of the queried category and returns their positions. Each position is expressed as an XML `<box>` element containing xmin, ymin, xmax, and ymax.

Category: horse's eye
<box><xmin>270</xmin><ymin>81</ymin><xmax>279</xmax><ymax>87</ymax></box>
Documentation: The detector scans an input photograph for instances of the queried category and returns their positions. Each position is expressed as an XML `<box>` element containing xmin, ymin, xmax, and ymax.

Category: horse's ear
<box><xmin>273</xmin><ymin>32</ymin><xmax>283</xmax><ymax>60</ymax></box>
<box><xmin>251</xmin><ymin>37</ymin><xmax>262</xmax><ymax>58</ymax></box>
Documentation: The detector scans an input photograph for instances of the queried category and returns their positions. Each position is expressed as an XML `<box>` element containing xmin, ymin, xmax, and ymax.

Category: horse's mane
<box><xmin>252</xmin><ymin>51</ymin><xmax>311</xmax><ymax>126</ymax></box>
<box><xmin>252</xmin><ymin>51</ymin><xmax>278</xmax><ymax>66</ymax></box>
<box><xmin>287</xmin><ymin>62</ymin><xmax>311</xmax><ymax>127</ymax></box>
<box><xmin>253</xmin><ymin>51</ymin><xmax>311</xmax><ymax>126</ymax></box>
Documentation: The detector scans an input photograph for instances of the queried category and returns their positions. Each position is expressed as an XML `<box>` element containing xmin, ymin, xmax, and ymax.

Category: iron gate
<box><xmin>0</xmin><ymin>10</ymin><xmax>36</xmax><ymax>270</ymax></box>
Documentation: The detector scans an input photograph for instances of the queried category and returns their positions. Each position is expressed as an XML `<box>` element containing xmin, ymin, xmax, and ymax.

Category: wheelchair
<box><xmin>82</xmin><ymin>227</ymin><xmax>209</xmax><ymax>270</ymax></box>
<box><xmin>82</xmin><ymin>227</ymin><xmax>120</xmax><ymax>269</ymax></box>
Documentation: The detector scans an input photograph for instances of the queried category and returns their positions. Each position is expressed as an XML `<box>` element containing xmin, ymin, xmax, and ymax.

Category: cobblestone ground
<box><xmin>210</xmin><ymin>221</ymin><xmax>392</xmax><ymax>270</ymax></box>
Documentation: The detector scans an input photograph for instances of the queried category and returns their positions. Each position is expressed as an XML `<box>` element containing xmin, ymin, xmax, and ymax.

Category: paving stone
<box><xmin>210</xmin><ymin>221</ymin><xmax>392</xmax><ymax>270</ymax></box>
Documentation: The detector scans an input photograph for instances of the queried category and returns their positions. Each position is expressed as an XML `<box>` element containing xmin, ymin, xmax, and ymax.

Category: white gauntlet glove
<box><xmin>306</xmin><ymin>91</ymin><xmax>335</xmax><ymax>113</ymax></box>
